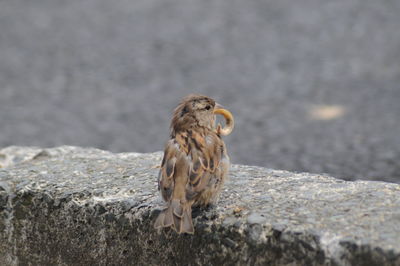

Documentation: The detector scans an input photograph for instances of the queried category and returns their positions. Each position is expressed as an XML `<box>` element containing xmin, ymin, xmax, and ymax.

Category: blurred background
<box><xmin>1</xmin><ymin>0</ymin><xmax>399</xmax><ymax>183</ymax></box>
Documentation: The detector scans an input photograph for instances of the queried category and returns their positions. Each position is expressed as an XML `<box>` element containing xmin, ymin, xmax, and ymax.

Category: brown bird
<box><xmin>154</xmin><ymin>94</ymin><xmax>234</xmax><ymax>234</ymax></box>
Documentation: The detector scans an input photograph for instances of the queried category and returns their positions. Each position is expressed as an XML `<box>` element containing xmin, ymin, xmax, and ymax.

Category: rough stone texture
<box><xmin>1</xmin><ymin>0</ymin><xmax>400</xmax><ymax>183</ymax></box>
<box><xmin>0</xmin><ymin>146</ymin><xmax>399</xmax><ymax>266</ymax></box>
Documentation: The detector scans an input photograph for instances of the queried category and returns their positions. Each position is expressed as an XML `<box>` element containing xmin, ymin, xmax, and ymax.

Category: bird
<box><xmin>154</xmin><ymin>94</ymin><xmax>234</xmax><ymax>234</ymax></box>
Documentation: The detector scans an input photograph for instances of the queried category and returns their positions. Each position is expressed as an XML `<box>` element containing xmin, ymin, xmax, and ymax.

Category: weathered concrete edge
<box><xmin>0</xmin><ymin>146</ymin><xmax>399</xmax><ymax>266</ymax></box>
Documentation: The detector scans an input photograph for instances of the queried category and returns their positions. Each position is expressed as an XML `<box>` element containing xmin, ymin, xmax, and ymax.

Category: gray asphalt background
<box><xmin>1</xmin><ymin>0</ymin><xmax>399</xmax><ymax>183</ymax></box>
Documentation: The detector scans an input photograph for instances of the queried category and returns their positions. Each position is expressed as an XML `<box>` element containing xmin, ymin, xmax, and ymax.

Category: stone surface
<box><xmin>0</xmin><ymin>146</ymin><xmax>399</xmax><ymax>265</ymax></box>
<box><xmin>1</xmin><ymin>0</ymin><xmax>400</xmax><ymax>183</ymax></box>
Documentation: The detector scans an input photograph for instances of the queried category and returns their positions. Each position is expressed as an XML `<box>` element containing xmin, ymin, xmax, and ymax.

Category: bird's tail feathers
<box><xmin>154</xmin><ymin>199</ymin><xmax>194</xmax><ymax>234</ymax></box>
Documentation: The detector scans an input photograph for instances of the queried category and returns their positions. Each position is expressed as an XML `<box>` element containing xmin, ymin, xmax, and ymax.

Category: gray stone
<box><xmin>247</xmin><ymin>213</ymin><xmax>267</xmax><ymax>225</ymax></box>
<box><xmin>0</xmin><ymin>146</ymin><xmax>399</xmax><ymax>266</ymax></box>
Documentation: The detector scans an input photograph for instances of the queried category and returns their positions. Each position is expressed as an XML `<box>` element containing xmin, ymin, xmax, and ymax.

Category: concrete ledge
<box><xmin>0</xmin><ymin>146</ymin><xmax>399</xmax><ymax>265</ymax></box>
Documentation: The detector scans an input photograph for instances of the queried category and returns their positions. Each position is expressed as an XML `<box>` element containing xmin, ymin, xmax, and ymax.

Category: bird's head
<box><xmin>171</xmin><ymin>94</ymin><xmax>234</xmax><ymax>136</ymax></box>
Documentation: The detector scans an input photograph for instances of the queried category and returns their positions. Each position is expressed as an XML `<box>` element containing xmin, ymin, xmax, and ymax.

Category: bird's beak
<box><xmin>213</xmin><ymin>103</ymin><xmax>234</xmax><ymax>136</ymax></box>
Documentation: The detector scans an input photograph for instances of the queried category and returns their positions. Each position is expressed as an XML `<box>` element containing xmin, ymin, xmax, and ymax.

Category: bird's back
<box><xmin>155</xmin><ymin>127</ymin><xmax>229</xmax><ymax>234</ymax></box>
<box><xmin>159</xmin><ymin>127</ymin><xmax>229</xmax><ymax>206</ymax></box>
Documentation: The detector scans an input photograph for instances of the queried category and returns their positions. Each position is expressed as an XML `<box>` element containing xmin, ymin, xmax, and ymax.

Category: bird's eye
<box><xmin>205</xmin><ymin>105</ymin><xmax>211</xmax><ymax>110</ymax></box>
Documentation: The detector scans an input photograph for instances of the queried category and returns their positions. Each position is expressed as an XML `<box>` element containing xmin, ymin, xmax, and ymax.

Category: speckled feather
<box><xmin>155</xmin><ymin>95</ymin><xmax>230</xmax><ymax>234</ymax></box>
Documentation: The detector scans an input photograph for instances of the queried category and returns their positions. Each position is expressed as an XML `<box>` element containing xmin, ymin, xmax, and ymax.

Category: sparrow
<box><xmin>154</xmin><ymin>94</ymin><xmax>234</xmax><ymax>234</ymax></box>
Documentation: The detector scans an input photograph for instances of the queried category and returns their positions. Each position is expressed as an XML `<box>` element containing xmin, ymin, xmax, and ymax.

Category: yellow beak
<box><xmin>213</xmin><ymin>104</ymin><xmax>234</xmax><ymax>136</ymax></box>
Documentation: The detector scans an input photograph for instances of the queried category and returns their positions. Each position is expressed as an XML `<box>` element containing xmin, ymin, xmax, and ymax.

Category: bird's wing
<box><xmin>158</xmin><ymin>138</ymin><xmax>181</xmax><ymax>202</ymax></box>
<box><xmin>185</xmin><ymin>130</ymin><xmax>225</xmax><ymax>200</ymax></box>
